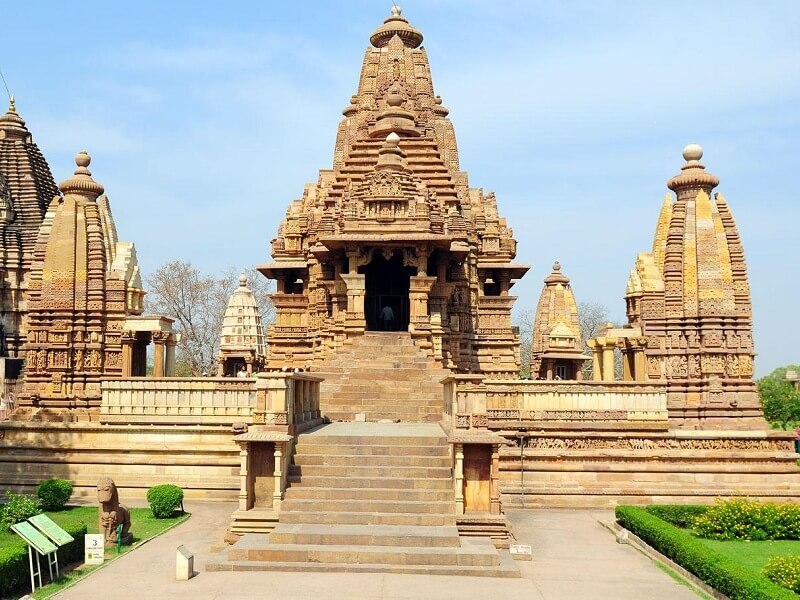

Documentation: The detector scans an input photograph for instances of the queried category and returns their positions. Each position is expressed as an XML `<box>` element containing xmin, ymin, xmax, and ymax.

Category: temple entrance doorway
<box><xmin>362</xmin><ymin>252</ymin><xmax>414</xmax><ymax>332</ymax></box>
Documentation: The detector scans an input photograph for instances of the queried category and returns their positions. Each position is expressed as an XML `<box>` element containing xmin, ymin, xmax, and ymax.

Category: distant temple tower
<box><xmin>216</xmin><ymin>274</ymin><xmax>267</xmax><ymax>377</ymax></box>
<box><xmin>622</xmin><ymin>144</ymin><xmax>761</xmax><ymax>427</ymax></box>
<box><xmin>260</xmin><ymin>7</ymin><xmax>528</xmax><ymax>379</ymax></box>
<box><xmin>18</xmin><ymin>152</ymin><xmax>174</xmax><ymax>416</ymax></box>
<box><xmin>530</xmin><ymin>262</ymin><xmax>589</xmax><ymax>380</ymax></box>
<box><xmin>0</xmin><ymin>98</ymin><xmax>59</xmax><ymax>364</ymax></box>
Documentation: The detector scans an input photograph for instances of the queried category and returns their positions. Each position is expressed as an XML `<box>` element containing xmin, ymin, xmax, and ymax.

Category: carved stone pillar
<box><xmin>409</xmin><ymin>275</ymin><xmax>436</xmax><ymax>333</ymax></box>
<box><xmin>454</xmin><ymin>443</ymin><xmax>465</xmax><ymax>515</ymax></box>
<box><xmin>120</xmin><ymin>331</ymin><xmax>135</xmax><ymax>377</ymax></box>
<box><xmin>273</xmin><ymin>442</ymin><xmax>284</xmax><ymax>510</ymax></box>
<box><xmin>245</xmin><ymin>355</ymin><xmax>254</xmax><ymax>375</ymax></box>
<box><xmin>166</xmin><ymin>338</ymin><xmax>176</xmax><ymax>377</ymax></box>
<box><xmin>237</xmin><ymin>441</ymin><xmax>250</xmax><ymax>511</ymax></box>
<box><xmin>490</xmin><ymin>444</ymin><xmax>501</xmax><ymax>515</ymax></box>
<box><xmin>152</xmin><ymin>331</ymin><xmax>170</xmax><ymax>377</ymax></box>
<box><xmin>339</xmin><ymin>273</ymin><xmax>366</xmax><ymax>334</ymax></box>
<box><xmin>588</xmin><ymin>341</ymin><xmax>602</xmax><ymax>382</ymax></box>
<box><xmin>602</xmin><ymin>342</ymin><xmax>616</xmax><ymax>382</ymax></box>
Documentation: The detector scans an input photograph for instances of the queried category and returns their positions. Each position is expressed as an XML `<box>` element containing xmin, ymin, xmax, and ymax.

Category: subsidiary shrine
<box><xmin>1</xmin><ymin>7</ymin><xmax>798</xmax><ymax>577</ymax></box>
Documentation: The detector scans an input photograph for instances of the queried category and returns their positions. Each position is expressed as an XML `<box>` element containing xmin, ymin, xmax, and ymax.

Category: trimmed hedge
<box><xmin>645</xmin><ymin>504</ymin><xmax>708</xmax><ymax>529</ymax></box>
<box><xmin>0</xmin><ymin>520</ymin><xmax>87</xmax><ymax>597</ymax></box>
<box><xmin>616</xmin><ymin>505</ymin><xmax>797</xmax><ymax>600</ymax></box>
<box><xmin>37</xmin><ymin>478</ymin><xmax>73</xmax><ymax>512</ymax></box>
<box><xmin>146</xmin><ymin>484</ymin><xmax>184</xmax><ymax>519</ymax></box>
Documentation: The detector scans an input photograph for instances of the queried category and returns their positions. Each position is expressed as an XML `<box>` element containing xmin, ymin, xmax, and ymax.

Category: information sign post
<box><xmin>10</xmin><ymin>521</ymin><xmax>58</xmax><ymax>592</ymax></box>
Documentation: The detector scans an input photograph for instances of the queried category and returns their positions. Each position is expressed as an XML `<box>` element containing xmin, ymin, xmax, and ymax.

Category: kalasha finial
<box><xmin>682</xmin><ymin>143</ymin><xmax>703</xmax><ymax>163</ymax></box>
<box><xmin>239</xmin><ymin>273</ymin><xmax>248</xmax><ymax>286</ymax></box>
<box><xmin>76</xmin><ymin>150</ymin><xmax>91</xmax><ymax>168</ymax></box>
<box><xmin>58</xmin><ymin>149</ymin><xmax>105</xmax><ymax>199</ymax></box>
<box><xmin>667</xmin><ymin>142</ymin><xmax>719</xmax><ymax>194</ymax></box>
<box><xmin>552</xmin><ymin>261</ymin><xmax>561</xmax><ymax>272</ymax></box>
<box><xmin>8</xmin><ymin>95</ymin><xmax>15</xmax><ymax>113</ymax></box>
<box><xmin>391</xmin><ymin>4</ymin><xmax>401</xmax><ymax>16</ymax></box>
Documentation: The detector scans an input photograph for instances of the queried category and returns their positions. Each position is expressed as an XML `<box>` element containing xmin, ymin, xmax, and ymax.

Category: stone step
<box><xmin>293</xmin><ymin>453</ymin><xmax>450</xmax><ymax>468</ymax></box>
<box><xmin>279</xmin><ymin>510</ymin><xmax>455</xmax><ymax>527</ymax></box>
<box><xmin>284</xmin><ymin>486</ymin><xmax>452</xmax><ymax>502</ymax></box>
<box><xmin>208</xmin><ymin>556</ymin><xmax>520</xmax><ymax>578</ymax></box>
<box><xmin>227</xmin><ymin>538</ymin><xmax>499</xmax><ymax>567</ymax></box>
<box><xmin>280</xmin><ymin>498</ymin><xmax>455</xmax><ymax>515</ymax></box>
<box><xmin>297</xmin><ymin>435</ymin><xmax>446</xmax><ymax>447</ymax></box>
<box><xmin>287</xmin><ymin>475</ymin><xmax>452</xmax><ymax>490</ymax></box>
<box><xmin>289</xmin><ymin>464</ymin><xmax>451</xmax><ymax>479</ymax></box>
<box><xmin>268</xmin><ymin>524</ymin><xmax>460</xmax><ymax>548</ymax></box>
<box><xmin>294</xmin><ymin>443</ymin><xmax>448</xmax><ymax>457</ymax></box>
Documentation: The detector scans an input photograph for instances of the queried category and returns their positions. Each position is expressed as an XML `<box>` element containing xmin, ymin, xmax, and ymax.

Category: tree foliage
<box><xmin>145</xmin><ymin>261</ymin><xmax>274</xmax><ymax>376</ymax></box>
<box><xmin>758</xmin><ymin>364</ymin><xmax>800</xmax><ymax>427</ymax></box>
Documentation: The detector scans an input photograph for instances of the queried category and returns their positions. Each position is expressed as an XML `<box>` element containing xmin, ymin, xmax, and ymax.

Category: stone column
<box><xmin>588</xmin><ymin>341</ymin><xmax>603</xmax><ymax>382</ymax></box>
<box><xmin>237</xmin><ymin>442</ymin><xmax>249</xmax><ymax>511</ymax></box>
<box><xmin>602</xmin><ymin>342</ymin><xmax>616</xmax><ymax>382</ymax></box>
<box><xmin>454</xmin><ymin>444</ymin><xmax>465</xmax><ymax>515</ymax></box>
<box><xmin>245</xmin><ymin>355</ymin><xmax>254</xmax><ymax>375</ymax></box>
<box><xmin>409</xmin><ymin>275</ymin><xmax>436</xmax><ymax>334</ymax></box>
<box><xmin>152</xmin><ymin>331</ymin><xmax>170</xmax><ymax>378</ymax></box>
<box><xmin>490</xmin><ymin>444</ymin><xmax>501</xmax><ymax>515</ymax></box>
<box><xmin>339</xmin><ymin>273</ymin><xmax>366</xmax><ymax>334</ymax></box>
<box><xmin>120</xmin><ymin>331</ymin><xmax>135</xmax><ymax>377</ymax></box>
<box><xmin>166</xmin><ymin>337</ymin><xmax>176</xmax><ymax>377</ymax></box>
<box><xmin>273</xmin><ymin>442</ymin><xmax>284</xmax><ymax>510</ymax></box>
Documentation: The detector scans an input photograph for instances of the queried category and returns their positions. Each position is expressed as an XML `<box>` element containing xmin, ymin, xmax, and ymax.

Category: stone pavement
<box><xmin>53</xmin><ymin>503</ymin><xmax>700</xmax><ymax>600</ymax></box>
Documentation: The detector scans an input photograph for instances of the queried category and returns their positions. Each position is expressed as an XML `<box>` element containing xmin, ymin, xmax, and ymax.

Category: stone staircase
<box><xmin>209</xmin><ymin>423</ymin><xmax>518</xmax><ymax>577</ymax></box>
<box><xmin>312</xmin><ymin>332</ymin><xmax>449</xmax><ymax>422</ymax></box>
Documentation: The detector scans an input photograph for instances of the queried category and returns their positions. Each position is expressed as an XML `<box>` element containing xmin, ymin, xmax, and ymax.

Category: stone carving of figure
<box><xmin>97</xmin><ymin>477</ymin><xmax>132</xmax><ymax>546</ymax></box>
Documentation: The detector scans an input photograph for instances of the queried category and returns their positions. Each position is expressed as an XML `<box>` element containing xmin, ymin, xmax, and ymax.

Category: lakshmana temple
<box><xmin>0</xmin><ymin>7</ymin><xmax>798</xmax><ymax>577</ymax></box>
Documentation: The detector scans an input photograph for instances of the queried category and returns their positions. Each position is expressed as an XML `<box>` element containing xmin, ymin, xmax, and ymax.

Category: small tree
<box><xmin>758</xmin><ymin>364</ymin><xmax>800</xmax><ymax>428</ymax></box>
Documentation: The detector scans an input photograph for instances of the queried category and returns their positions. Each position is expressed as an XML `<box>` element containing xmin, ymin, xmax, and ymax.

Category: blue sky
<box><xmin>2</xmin><ymin>1</ymin><xmax>798</xmax><ymax>375</ymax></box>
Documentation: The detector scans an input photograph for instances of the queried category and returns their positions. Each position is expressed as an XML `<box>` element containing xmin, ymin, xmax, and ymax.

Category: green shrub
<box><xmin>645</xmin><ymin>505</ymin><xmax>708</xmax><ymax>528</ymax></box>
<box><xmin>616</xmin><ymin>505</ymin><xmax>797</xmax><ymax>599</ymax></box>
<box><xmin>0</xmin><ymin>520</ymin><xmax>86</xmax><ymax>597</ymax></box>
<box><xmin>763</xmin><ymin>556</ymin><xmax>800</xmax><ymax>594</ymax></box>
<box><xmin>37</xmin><ymin>478</ymin><xmax>73</xmax><ymax>511</ymax></box>
<box><xmin>693</xmin><ymin>498</ymin><xmax>800</xmax><ymax>541</ymax></box>
<box><xmin>0</xmin><ymin>491</ymin><xmax>41</xmax><ymax>531</ymax></box>
<box><xmin>146</xmin><ymin>484</ymin><xmax>184</xmax><ymax>519</ymax></box>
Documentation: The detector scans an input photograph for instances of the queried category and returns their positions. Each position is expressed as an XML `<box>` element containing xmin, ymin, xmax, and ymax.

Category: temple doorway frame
<box><xmin>360</xmin><ymin>251</ymin><xmax>416</xmax><ymax>332</ymax></box>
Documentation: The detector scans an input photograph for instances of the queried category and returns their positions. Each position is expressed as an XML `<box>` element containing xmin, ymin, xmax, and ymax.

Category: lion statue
<box><xmin>96</xmin><ymin>477</ymin><xmax>132</xmax><ymax>546</ymax></box>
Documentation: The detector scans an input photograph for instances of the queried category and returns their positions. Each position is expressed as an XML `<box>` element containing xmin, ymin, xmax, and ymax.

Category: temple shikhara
<box><xmin>0</xmin><ymin>6</ymin><xmax>798</xmax><ymax>578</ymax></box>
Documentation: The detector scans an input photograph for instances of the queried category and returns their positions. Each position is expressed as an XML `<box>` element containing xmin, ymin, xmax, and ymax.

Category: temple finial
<box><xmin>391</xmin><ymin>4</ymin><xmax>401</xmax><ymax>17</ymax></box>
<box><xmin>239</xmin><ymin>273</ymin><xmax>248</xmax><ymax>286</ymax></box>
<box><xmin>682</xmin><ymin>143</ymin><xmax>703</xmax><ymax>163</ymax></box>
<box><xmin>8</xmin><ymin>95</ymin><xmax>15</xmax><ymax>113</ymax></box>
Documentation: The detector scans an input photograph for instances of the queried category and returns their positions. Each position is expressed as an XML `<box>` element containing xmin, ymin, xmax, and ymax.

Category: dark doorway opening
<box><xmin>362</xmin><ymin>252</ymin><xmax>414</xmax><ymax>332</ymax></box>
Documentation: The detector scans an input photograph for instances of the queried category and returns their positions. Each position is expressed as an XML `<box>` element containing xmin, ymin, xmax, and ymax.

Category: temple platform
<box><xmin>210</xmin><ymin>421</ymin><xmax>519</xmax><ymax>577</ymax></box>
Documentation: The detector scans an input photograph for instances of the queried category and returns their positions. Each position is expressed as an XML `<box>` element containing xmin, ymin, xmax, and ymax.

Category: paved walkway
<box><xmin>53</xmin><ymin>503</ymin><xmax>700</xmax><ymax>600</ymax></box>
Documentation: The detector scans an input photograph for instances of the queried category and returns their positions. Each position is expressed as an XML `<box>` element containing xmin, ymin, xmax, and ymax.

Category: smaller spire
<box><xmin>58</xmin><ymin>150</ymin><xmax>105</xmax><ymax>200</ymax></box>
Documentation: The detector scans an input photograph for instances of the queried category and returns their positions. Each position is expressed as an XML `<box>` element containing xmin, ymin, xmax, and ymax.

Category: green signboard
<box><xmin>29</xmin><ymin>514</ymin><xmax>74</xmax><ymax>546</ymax></box>
<box><xmin>11</xmin><ymin>521</ymin><xmax>58</xmax><ymax>555</ymax></box>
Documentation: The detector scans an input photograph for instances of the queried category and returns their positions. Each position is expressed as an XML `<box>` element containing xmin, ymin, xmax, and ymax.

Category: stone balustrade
<box><xmin>101</xmin><ymin>378</ymin><xmax>257</xmax><ymax>425</ymax></box>
<box><xmin>253</xmin><ymin>372</ymin><xmax>323</xmax><ymax>434</ymax></box>
<box><xmin>442</xmin><ymin>376</ymin><xmax>667</xmax><ymax>430</ymax></box>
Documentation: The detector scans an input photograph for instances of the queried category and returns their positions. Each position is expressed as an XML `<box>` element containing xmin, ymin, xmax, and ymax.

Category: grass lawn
<box><xmin>698</xmin><ymin>537</ymin><xmax>800</xmax><ymax>575</ymax></box>
<box><xmin>1</xmin><ymin>506</ymin><xmax>189</xmax><ymax>600</ymax></box>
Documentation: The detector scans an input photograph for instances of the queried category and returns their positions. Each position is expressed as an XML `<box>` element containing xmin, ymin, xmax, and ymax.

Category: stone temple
<box><xmin>1</xmin><ymin>5</ymin><xmax>799</xmax><ymax>577</ymax></box>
